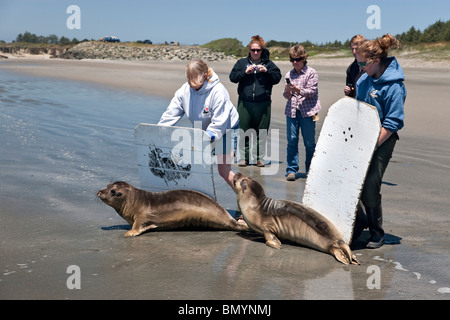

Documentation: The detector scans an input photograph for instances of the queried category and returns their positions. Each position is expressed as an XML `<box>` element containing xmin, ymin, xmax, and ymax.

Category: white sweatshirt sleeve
<box><xmin>205</xmin><ymin>88</ymin><xmax>233</xmax><ymax>141</ymax></box>
<box><xmin>157</xmin><ymin>86</ymin><xmax>186</xmax><ymax>126</ymax></box>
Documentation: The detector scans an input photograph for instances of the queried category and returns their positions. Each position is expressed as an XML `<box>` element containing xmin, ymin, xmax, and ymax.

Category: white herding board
<box><xmin>134</xmin><ymin>124</ymin><xmax>217</xmax><ymax>200</ymax></box>
<box><xmin>302</xmin><ymin>97</ymin><xmax>381</xmax><ymax>244</ymax></box>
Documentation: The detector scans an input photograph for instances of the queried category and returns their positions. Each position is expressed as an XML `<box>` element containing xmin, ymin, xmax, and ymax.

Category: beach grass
<box><xmin>1</xmin><ymin>40</ymin><xmax>449</xmax><ymax>62</ymax></box>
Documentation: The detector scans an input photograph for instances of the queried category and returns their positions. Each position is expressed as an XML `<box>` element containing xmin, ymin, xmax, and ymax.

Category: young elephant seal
<box><xmin>97</xmin><ymin>181</ymin><xmax>248</xmax><ymax>237</ymax></box>
<box><xmin>233</xmin><ymin>173</ymin><xmax>359</xmax><ymax>265</ymax></box>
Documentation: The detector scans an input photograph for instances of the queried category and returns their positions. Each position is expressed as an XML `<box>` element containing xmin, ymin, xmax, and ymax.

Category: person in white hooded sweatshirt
<box><xmin>158</xmin><ymin>60</ymin><xmax>239</xmax><ymax>190</ymax></box>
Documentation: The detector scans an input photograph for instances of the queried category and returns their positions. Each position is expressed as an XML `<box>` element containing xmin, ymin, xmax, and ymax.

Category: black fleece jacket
<box><xmin>229</xmin><ymin>49</ymin><xmax>282</xmax><ymax>102</ymax></box>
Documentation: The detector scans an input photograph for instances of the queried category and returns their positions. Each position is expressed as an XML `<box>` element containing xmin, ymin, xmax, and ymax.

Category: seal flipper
<box><xmin>339</xmin><ymin>240</ymin><xmax>360</xmax><ymax>265</ymax></box>
<box><xmin>330</xmin><ymin>247</ymin><xmax>351</xmax><ymax>265</ymax></box>
<box><xmin>124</xmin><ymin>223</ymin><xmax>158</xmax><ymax>237</ymax></box>
<box><xmin>329</xmin><ymin>240</ymin><xmax>360</xmax><ymax>265</ymax></box>
<box><xmin>264</xmin><ymin>231</ymin><xmax>282</xmax><ymax>249</ymax></box>
<box><xmin>124</xmin><ymin>229</ymin><xmax>141</xmax><ymax>237</ymax></box>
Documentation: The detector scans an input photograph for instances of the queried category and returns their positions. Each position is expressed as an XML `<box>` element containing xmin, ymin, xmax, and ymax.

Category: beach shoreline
<box><xmin>1</xmin><ymin>57</ymin><xmax>449</xmax><ymax>300</ymax></box>
<box><xmin>2</xmin><ymin>56</ymin><xmax>450</xmax><ymax>121</ymax></box>
<box><xmin>2</xmin><ymin>54</ymin><xmax>449</xmax><ymax>99</ymax></box>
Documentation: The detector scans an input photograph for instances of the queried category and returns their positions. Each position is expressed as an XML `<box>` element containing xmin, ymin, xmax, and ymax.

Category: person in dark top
<box><xmin>345</xmin><ymin>34</ymin><xmax>366</xmax><ymax>97</ymax></box>
<box><xmin>229</xmin><ymin>35</ymin><xmax>281</xmax><ymax>167</ymax></box>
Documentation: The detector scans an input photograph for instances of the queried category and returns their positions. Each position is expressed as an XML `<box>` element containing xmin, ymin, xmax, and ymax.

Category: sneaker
<box><xmin>286</xmin><ymin>173</ymin><xmax>296</xmax><ymax>181</ymax></box>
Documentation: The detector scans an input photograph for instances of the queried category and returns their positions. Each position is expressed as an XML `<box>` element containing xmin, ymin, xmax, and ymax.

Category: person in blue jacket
<box><xmin>354</xmin><ymin>34</ymin><xmax>406</xmax><ymax>248</ymax></box>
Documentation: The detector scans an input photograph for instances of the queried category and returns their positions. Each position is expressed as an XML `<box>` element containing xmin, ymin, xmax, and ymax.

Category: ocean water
<box><xmin>0</xmin><ymin>71</ymin><xmax>171</xmax><ymax>214</ymax></box>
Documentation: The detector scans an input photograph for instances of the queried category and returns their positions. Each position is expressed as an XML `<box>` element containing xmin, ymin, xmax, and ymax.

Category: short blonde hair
<box><xmin>350</xmin><ymin>34</ymin><xmax>366</xmax><ymax>47</ymax></box>
<box><xmin>186</xmin><ymin>59</ymin><xmax>213</xmax><ymax>88</ymax></box>
<box><xmin>289</xmin><ymin>45</ymin><xmax>308</xmax><ymax>63</ymax></box>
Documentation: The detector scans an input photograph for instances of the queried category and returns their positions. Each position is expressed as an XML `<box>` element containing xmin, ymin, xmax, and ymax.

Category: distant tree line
<box><xmin>202</xmin><ymin>38</ymin><xmax>350</xmax><ymax>57</ymax></box>
<box><xmin>14</xmin><ymin>31</ymin><xmax>83</xmax><ymax>45</ymax></box>
<box><xmin>266</xmin><ymin>39</ymin><xmax>349</xmax><ymax>49</ymax></box>
<box><xmin>10</xmin><ymin>19</ymin><xmax>450</xmax><ymax>49</ymax></box>
<box><xmin>203</xmin><ymin>19</ymin><xmax>450</xmax><ymax>57</ymax></box>
<box><xmin>396</xmin><ymin>20</ymin><xmax>450</xmax><ymax>43</ymax></box>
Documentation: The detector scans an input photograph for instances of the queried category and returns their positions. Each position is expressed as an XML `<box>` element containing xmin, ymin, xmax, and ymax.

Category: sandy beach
<box><xmin>0</xmin><ymin>56</ymin><xmax>449</xmax><ymax>301</ymax></box>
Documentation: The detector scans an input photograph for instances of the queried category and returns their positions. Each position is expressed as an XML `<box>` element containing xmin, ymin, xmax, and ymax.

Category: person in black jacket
<box><xmin>229</xmin><ymin>35</ymin><xmax>281</xmax><ymax>167</ymax></box>
<box><xmin>344</xmin><ymin>34</ymin><xmax>366</xmax><ymax>97</ymax></box>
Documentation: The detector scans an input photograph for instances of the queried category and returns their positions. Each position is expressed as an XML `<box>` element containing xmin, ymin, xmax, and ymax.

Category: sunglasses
<box><xmin>290</xmin><ymin>57</ymin><xmax>303</xmax><ymax>62</ymax></box>
<box><xmin>250</xmin><ymin>48</ymin><xmax>262</xmax><ymax>53</ymax></box>
<box><xmin>357</xmin><ymin>60</ymin><xmax>371</xmax><ymax>68</ymax></box>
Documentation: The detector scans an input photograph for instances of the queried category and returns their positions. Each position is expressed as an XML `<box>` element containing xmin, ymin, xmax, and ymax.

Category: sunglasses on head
<box><xmin>290</xmin><ymin>57</ymin><xmax>303</xmax><ymax>62</ymax></box>
<box><xmin>250</xmin><ymin>48</ymin><xmax>262</xmax><ymax>53</ymax></box>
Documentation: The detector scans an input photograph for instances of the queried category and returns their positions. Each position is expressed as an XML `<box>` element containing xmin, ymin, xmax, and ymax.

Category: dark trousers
<box><xmin>237</xmin><ymin>99</ymin><xmax>271</xmax><ymax>162</ymax></box>
<box><xmin>360</xmin><ymin>132</ymin><xmax>398</xmax><ymax>208</ymax></box>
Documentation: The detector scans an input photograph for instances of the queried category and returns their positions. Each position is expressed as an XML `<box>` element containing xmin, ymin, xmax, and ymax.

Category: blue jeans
<box><xmin>286</xmin><ymin>111</ymin><xmax>316</xmax><ymax>175</ymax></box>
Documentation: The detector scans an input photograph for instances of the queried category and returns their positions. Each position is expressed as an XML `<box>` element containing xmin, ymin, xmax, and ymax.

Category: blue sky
<box><xmin>1</xmin><ymin>0</ymin><xmax>449</xmax><ymax>45</ymax></box>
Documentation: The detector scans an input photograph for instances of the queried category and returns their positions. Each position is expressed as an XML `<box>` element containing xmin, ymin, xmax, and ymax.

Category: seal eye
<box><xmin>240</xmin><ymin>180</ymin><xmax>248</xmax><ymax>193</ymax></box>
<box><xmin>110</xmin><ymin>189</ymin><xmax>122</xmax><ymax>197</ymax></box>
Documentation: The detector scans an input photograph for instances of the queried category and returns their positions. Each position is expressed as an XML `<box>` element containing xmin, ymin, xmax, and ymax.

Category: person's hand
<box><xmin>245</xmin><ymin>65</ymin><xmax>257</xmax><ymax>74</ymax></box>
<box><xmin>344</xmin><ymin>85</ymin><xmax>353</xmax><ymax>96</ymax></box>
<box><xmin>205</xmin><ymin>130</ymin><xmax>215</xmax><ymax>142</ymax></box>
<box><xmin>256</xmin><ymin>65</ymin><xmax>267</xmax><ymax>72</ymax></box>
<box><xmin>288</xmin><ymin>84</ymin><xmax>300</xmax><ymax>95</ymax></box>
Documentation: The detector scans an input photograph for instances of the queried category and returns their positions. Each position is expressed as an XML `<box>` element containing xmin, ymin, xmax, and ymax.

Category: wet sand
<box><xmin>0</xmin><ymin>57</ymin><xmax>449</xmax><ymax>300</ymax></box>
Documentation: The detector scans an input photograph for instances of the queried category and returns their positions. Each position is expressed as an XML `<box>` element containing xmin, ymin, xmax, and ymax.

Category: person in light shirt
<box><xmin>283</xmin><ymin>45</ymin><xmax>321</xmax><ymax>181</ymax></box>
<box><xmin>158</xmin><ymin>59</ymin><xmax>239</xmax><ymax>190</ymax></box>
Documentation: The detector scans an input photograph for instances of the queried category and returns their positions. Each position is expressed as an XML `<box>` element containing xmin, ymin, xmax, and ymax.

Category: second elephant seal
<box><xmin>233</xmin><ymin>173</ymin><xmax>359</xmax><ymax>265</ymax></box>
<box><xmin>97</xmin><ymin>181</ymin><xmax>248</xmax><ymax>237</ymax></box>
